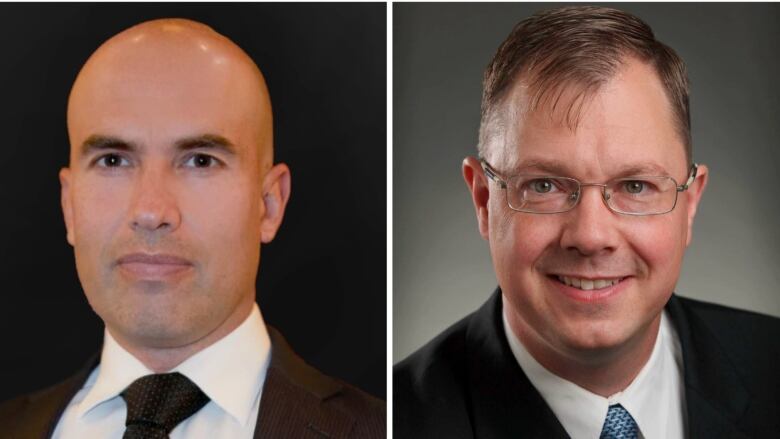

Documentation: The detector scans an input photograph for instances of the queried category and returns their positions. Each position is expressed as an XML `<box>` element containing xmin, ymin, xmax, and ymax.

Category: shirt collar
<box><xmin>621</xmin><ymin>311</ymin><xmax>683</xmax><ymax>439</ymax></box>
<box><xmin>77</xmin><ymin>303</ymin><xmax>271</xmax><ymax>427</ymax></box>
<box><xmin>503</xmin><ymin>308</ymin><xmax>678</xmax><ymax>439</ymax></box>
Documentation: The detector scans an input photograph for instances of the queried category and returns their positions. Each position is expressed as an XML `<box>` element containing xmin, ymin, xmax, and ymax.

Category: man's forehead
<box><xmin>504</xmin><ymin>60</ymin><xmax>668</xmax><ymax>135</ymax></box>
<box><xmin>489</xmin><ymin>58</ymin><xmax>686</xmax><ymax>173</ymax></box>
<box><xmin>66</xmin><ymin>18</ymin><xmax>272</xmax><ymax>163</ymax></box>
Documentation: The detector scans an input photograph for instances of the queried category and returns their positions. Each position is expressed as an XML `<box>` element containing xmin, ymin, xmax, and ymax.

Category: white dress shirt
<box><xmin>503</xmin><ymin>309</ymin><xmax>687</xmax><ymax>439</ymax></box>
<box><xmin>52</xmin><ymin>303</ymin><xmax>271</xmax><ymax>439</ymax></box>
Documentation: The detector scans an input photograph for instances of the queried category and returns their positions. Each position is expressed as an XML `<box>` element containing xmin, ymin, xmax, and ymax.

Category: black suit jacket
<box><xmin>394</xmin><ymin>289</ymin><xmax>779</xmax><ymax>438</ymax></box>
<box><xmin>0</xmin><ymin>327</ymin><xmax>385</xmax><ymax>438</ymax></box>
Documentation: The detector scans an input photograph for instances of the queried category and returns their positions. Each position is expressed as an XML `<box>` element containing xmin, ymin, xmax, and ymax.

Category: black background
<box><xmin>0</xmin><ymin>3</ymin><xmax>386</xmax><ymax>401</ymax></box>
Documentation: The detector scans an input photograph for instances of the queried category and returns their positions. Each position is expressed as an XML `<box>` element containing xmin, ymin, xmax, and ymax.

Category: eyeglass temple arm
<box><xmin>677</xmin><ymin>163</ymin><xmax>698</xmax><ymax>191</ymax></box>
<box><xmin>479</xmin><ymin>158</ymin><xmax>507</xmax><ymax>188</ymax></box>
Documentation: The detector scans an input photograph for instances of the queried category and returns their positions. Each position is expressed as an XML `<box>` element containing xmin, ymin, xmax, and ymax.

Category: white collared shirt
<box><xmin>503</xmin><ymin>309</ymin><xmax>687</xmax><ymax>439</ymax></box>
<box><xmin>53</xmin><ymin>303</ymin><xmax>271</xmax><ymax>439</ymax></box>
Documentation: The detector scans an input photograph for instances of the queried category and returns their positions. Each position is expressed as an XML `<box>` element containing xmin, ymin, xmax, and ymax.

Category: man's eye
<box><xmin>96</xmin><ymin>154</ymin><xmax>128</xmax><ymax>168</ymax></box>
<box><xmin>623</xmin><ymin>180</ymin><xmax>646</xmax><ymax>194</ymax></box>
<box><xmin>184</xmin><ymin>154</ymin><xmax>220</xmax><ymax>168</ymax></box>
<box><xmin>529</xmin><ymin>179</ymin><xmax>556</xmax><ymax>193</ymax></box>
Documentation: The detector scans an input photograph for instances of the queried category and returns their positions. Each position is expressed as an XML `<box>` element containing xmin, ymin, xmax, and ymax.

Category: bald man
<box><xmin>0</xmin><ymin>18</ymin><xmax>384</xmax><ymax>439</ymax></box>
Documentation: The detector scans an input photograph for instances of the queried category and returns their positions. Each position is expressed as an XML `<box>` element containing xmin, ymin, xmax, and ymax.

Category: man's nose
<box><xmin>129</xmin><ymin>167</ymin><xmax>182</xmax><ymax>233</ymax></box>
<box><xmin>559</xmin><ymin>185</ymin><xmax>619</xmax><ymax>256</ymax></box>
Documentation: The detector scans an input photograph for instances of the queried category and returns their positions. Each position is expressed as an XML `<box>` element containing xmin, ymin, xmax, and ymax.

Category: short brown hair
<box><xmin>479</xmin><ymin>6</ymin><xmax>691</xmax><ymax>164</ymax></box>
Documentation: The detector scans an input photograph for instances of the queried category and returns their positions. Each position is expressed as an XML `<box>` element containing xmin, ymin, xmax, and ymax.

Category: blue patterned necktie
<box><xmin>599</xmin><ymin>404</ymin><xmax>639</xmax><ymax>439</ymax></box>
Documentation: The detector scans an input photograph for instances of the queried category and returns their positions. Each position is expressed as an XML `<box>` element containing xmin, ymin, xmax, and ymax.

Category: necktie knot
<box><xmin>600</xmin><ymin>404</ymin><xmax>639</xmax><ymax>439</ymax></box>
<box><xmin>121</xmin><ymin>372</ymin><xmax>210</xmax><ymax>439</ymax></box>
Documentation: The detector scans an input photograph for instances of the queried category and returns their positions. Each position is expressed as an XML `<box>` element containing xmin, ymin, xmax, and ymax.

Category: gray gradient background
<box><xmin>394</xmin><ymin>3</ymin><xmax>780</xmax><ymax>362</ymax></box>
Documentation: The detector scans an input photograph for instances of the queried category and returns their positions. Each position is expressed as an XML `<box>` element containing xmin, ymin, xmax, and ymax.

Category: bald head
<box><xmin>67</xmin><ymin>18</ymin><xmax>273</xmax><ymax>168</ymax></box>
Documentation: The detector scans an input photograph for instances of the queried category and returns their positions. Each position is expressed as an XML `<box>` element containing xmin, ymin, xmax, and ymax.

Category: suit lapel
<box><xmin>465</xmin><ymin>290</ymin><xmax>569</xmax><ymax>439</ymax></box>
<box><xmin>665</xmin><ymin>295</ymin><xmax>751</xmax><ymax>439</ymax></box>
<box><xmin>255</xmin><ymin>328</ymin><xmax>356</xmax><ymax>438</ymax></box>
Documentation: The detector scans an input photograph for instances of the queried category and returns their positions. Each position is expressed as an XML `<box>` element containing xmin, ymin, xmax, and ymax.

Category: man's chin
<box><xmin>552</xmin><ymin>319</ymin><xmax>640</xmax><ymax>356</ymax></box>
<box><xmin>99</xmin><ymin>300</ymin><xmax>206</xmax><ymax>347</ymax></box>
<box><xmin>121</xmin><ymin>278</ymin><xmax>191</xmax><ymax>296</ymax></box>
<box><xmin>112</xmin><ymin>319</ymin><xmax>208</xmax><ymax>350</ymax></box>
<box><xmin>555</xmin><ymin>317</ymin><xmax>664</xmax><ymax>367</ymax></box>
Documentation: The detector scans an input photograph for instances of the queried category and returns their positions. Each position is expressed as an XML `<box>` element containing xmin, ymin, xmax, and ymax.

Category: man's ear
<box><xmin>684</xmin><ymin>163</ymin><xmax>708</xmax><ymax>247</ymax></box>
<box><xmin>59</xmin><ymin>167</ymin><xmax>75</xmax><ymax>246</ymax></box>
<box><xmin>462</xmin><ymin>156</ymin><xmax>490</xmax><ymax>240</ymax></box>
<box><xmin>260</xmin><ymin>163</ymin><xmax>291</xmax><ymax>243</ymax></box>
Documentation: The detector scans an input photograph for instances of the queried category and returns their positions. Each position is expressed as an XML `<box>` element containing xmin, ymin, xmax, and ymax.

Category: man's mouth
<box><xmin>554</xmin><ymin>275</ymin><xmax>625</xmax><ymax>291</ymax></box>
<box><xmin>117</xmin><ymin>253</ymin><xmax>192</xmax><ymax>265</ymax></box>
<box><xmin>116</xmin><ymin>253</ymin><xmax>193</xmax><ymax>279</ymax></box>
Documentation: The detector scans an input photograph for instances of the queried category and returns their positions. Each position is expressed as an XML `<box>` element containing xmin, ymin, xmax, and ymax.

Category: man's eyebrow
<box><xmin>80</xmin><ymin>135</ymin><xmax>137</xmax><ymax>156</ymax></box>
<box><xmin>174</xmin><ymin>134</ymin><xmax>237</xmax><ymax>155</ymax></box>
<box><xmin>611</xmin><ymin>163</ymin><xmax>671</xmax><ymax>177</ymax></box>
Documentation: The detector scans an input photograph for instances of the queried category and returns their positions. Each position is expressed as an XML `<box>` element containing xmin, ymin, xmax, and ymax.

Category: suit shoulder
<box><xmin>393</xmin><ymin>313</ymin><xmax>473</xmax><ymax>438</ymax></box>
<box><xmin>261</xmin><ymin>361</ymin><xmax>386</xmax><ymax>439</ymax></box>
<box><xmin>672</xmin><ymin>295</ymin><xmax>780</xmax><ymax>432</ymax></box>
<box><xmin>675</xmin><ymin>295</ymin><xmax>780</xmax><ymax>340</ymax></box>
<box><xmin>327</xmin><ymin>378</ymin><xmax>386</xmax><ymax>438</ymax></box>
<box><xmin>0</xmin><ymin>374</ymin><xmax>83</xmax><ymax>436</ymax></box>
<box><xmin>674</xmin><ymin>295</ymin><xmax>780</xmax><ymax>383</ymax></box>
<box><xmin>263</xmin><ymin>327</ymin><xmax>385</xmax><ymax>438</ymax></box>
<box><xmin>394</xmin><ymin>312</ymin><xmax>471</xmax><ymax>391</ymax></box>
<box><xmin>0</xmin><ymin>393</ymin><xmax>28</xmax><ymax>424</ymax></box>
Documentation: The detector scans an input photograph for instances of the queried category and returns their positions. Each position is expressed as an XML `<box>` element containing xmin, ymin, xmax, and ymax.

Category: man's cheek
<box><xmin>513</xmin><ymin>219</ymin><xmax>555</xmax><ymax>258</ymax></box>
<box><xmin>494</xmin><ymin>222</ymin><xmax>548</xmax><ymax>277</ymax></box>
<box><xmin>633</xmin><ymin>219</ymin><xmax>685</xmax><ymax>259</ymax></box>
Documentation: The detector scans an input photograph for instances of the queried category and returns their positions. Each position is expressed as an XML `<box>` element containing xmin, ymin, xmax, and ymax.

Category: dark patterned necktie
<box><xmin>599</xmin><ymin>404</ymin><xmax>639</xmax><ymax>439</ymax></box>
<box><xmin>120</xmin><ymin>372</ymin><xmax>210</xmax><ymax>439</ymax></box>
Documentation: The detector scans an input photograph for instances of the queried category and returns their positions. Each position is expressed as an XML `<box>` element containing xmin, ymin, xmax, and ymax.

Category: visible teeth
<box><xmin>557</xmin><ymin>276</ymin><xmax>621</xmax><ymax>290</ymax></box>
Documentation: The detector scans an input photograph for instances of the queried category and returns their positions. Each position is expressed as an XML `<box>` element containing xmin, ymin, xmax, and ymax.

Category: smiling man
<box><xmin>394</xmin><ymin>6</ymin><xmax>779</xmax><ymax>438</ymax></box>
<box><xmin>0</xmin><ymin>18</ymin><xmax>383</xmax><ymax>438</ymax></box>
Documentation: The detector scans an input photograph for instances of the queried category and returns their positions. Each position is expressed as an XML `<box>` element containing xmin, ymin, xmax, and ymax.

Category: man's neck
<box><xmin>108</xmin><ymin>299</ymin><xmax>255</xmax><ymax>373</ymax></box>
<box><xmin>507</xmin><ymin>308</ymin><xmax>661</xmax><ymax>397</ymax></box>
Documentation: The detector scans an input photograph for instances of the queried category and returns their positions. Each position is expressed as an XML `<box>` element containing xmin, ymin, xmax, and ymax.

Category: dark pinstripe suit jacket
<box><xmin>0</xmin><ymin>327</ymin><xmax>385</xmax><ymax>438</ymax></box>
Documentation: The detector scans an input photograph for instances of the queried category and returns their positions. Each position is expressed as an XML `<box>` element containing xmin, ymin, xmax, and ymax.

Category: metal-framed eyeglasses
<box><xmin>480</xmin><ymin>158</ymin><xmax>698</xmax><ymax>216</ymax></box>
